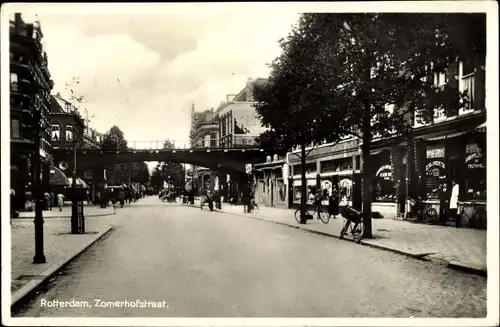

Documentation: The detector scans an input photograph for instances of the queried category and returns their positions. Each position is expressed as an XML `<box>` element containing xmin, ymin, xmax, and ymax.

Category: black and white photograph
<box><xmin>1</xmin><ymin>2</ymin><xmax>498</xmax><ymax>326</ymax></box>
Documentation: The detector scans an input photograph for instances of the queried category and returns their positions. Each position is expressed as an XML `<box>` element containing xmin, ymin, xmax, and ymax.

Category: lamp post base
<box><xmin>33</xmin><ymin>253</ymin><xmax>46</xmax><ymax>264</ymax></box>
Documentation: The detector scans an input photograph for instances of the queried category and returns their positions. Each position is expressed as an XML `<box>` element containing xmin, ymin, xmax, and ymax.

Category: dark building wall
<box><xmin>10</xmin><ymin>13</ymin><xmax>54</xmax><ymax>210</ymax></box>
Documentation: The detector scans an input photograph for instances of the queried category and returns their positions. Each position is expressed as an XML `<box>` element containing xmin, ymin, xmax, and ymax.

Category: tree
<box><xmin>100</xmin><ymin>125</ymin><xmax>151</xmax><ymax>185</ymax></box>
<box><xmin>281</xmin><ymin>13</ymin><xmax>483</xmax><ymax>237</ymax></box>
<box><xmin>253</xmin><ymin>16</ymin><xmax>346</xmax><ymax>223</ymax></box>
<box><xmin>101</xmin><ymin>125</ymin><xmax>128</xmax><ymax>150</ymax></box>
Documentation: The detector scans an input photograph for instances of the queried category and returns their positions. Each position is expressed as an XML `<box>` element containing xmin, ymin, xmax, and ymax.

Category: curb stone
<box><xmin>11</xmin><ymin>226</ymin><xmax>114</xmax><ymax>308</ymax></box>
<box><xmin>447</xmin><ymin>261</ymin><xmax>487</xmax><ymax>277</ymax></box>
<box><xmin>187</xmin><ymin>205</ymin><xmax>487</xmax><ymax>277</ymax></box>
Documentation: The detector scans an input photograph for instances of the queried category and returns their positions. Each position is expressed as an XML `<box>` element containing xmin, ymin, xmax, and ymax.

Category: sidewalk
<box><xmin>16</xmin><ymin>204</ymin><xmax>115</xmax><ymax>219</ymax></box>
<box><xmin>199</xmin><ymin>201</ymin><xmax>487</xmax><ymax>276</ymax></box>
<box><xmin>10</xmin><ymin>214</ymin><xmax>115</xmax><ymax>307</ymax></box>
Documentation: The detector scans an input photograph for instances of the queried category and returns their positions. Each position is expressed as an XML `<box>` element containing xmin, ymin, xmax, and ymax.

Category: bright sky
<box><xmin>12</xmin><ymin>4</ymin><xmax>301</xmax><ymax>150</ymax></box>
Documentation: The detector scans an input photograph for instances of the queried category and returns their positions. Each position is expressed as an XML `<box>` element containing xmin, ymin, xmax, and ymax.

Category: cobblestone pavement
<box><xmin>216</xmin><ymin>203</ymin><xmax>486</xmax><ymax>271</ymax></box>
<box><xmin>13</xmin><ymin>197</ymin><xmax>486</xmax><ymax>318</ymax></box>
<box><xmin>10</xmin><ymin>214</ymin><xmax>118</xmax><ymax>293</ymax></box>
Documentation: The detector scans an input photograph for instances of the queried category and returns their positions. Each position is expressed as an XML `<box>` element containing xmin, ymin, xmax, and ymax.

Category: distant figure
<box><xmin>56</xmin><ymin>193</ymin><xmax>65</xmax><ymax>211</ymax></box>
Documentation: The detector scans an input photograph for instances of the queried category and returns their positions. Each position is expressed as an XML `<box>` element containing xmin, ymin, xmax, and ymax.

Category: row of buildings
<box><xmin>9</xmin><ymin>13</ymin><xmax>104</xmax><ymax>211</ymax></box>
<box><xmin>251</xmin><ymin>55</ymin><xmax>487</xmax><ymax>227</ymax></box>
<box><xmin>187</xmin><ymin>32</ymin><xmax>487</xmax><ymax>227</ymax></box>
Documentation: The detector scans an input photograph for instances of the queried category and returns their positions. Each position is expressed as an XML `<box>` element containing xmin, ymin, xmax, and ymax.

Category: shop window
<box><xmin>374</xmin><ymin>165</ymin><xmax>395</xmax><ymax>202</ymax></box>
<box><xmin>11</xmin><ymin>118</ymin><xmax>21</xmax><ymax>139</ymax></box>
<box><xmin>339</xmin><ymin>178</ymin><xmax>353</xmax><ymax>204</ymax></box>
<box><xmin>464</xmin><ymin>142</ymin><xmax>486</xmax><ymax>200</ymax></box>
<box><xmin>10</xmin><ymin>73</ymin><xmax>19</xmax><ymax>92</ymax></box>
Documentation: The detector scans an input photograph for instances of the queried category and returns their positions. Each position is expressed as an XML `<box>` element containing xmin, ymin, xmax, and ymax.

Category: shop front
<box><xmin>413</xmin><ymin>123</ymin><xmax>487</xmax><ymax>227</ymax></box>
<box><xmin>253</xmin><ymin>159</ymin><xmax>287</xmax><ymax>207</ymax></box>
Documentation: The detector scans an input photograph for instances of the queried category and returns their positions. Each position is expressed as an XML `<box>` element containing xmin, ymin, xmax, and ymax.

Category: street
<box><xmin>13</xmin><ymin>197</ymin><xmax>486</xmax><ymax>318</ymax></box>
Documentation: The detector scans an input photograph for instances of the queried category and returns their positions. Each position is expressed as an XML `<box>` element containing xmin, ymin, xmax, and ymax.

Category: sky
<box><xmin>14</xmin><ymin>5</ymin><xmax>301</xmax><ymax>152</ymax></box>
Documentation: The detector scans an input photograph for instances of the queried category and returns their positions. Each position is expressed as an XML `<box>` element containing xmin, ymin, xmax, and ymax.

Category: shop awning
<box><xmin>419</xmin><ymin>127</ymin><xmax>477</xmax><ymax>141</ymax></box>
<box><xmin>67</xmin><ymin>177</ymin><xmax>89</xmax><ymax>188</ymax></box>
<box><xmin>476</xmin><ymin>121</ymin><xmax>486</xmax><ymax>132</ymax></box>
<box><xmin>49</xmin><ymin>166</ymin><xmax>70</xmax><ymax>186</ymax></box>
<box><xmin>370</xmin><ymin>147</ymin><xmax>391</xmax><ymax>155</ymax></box>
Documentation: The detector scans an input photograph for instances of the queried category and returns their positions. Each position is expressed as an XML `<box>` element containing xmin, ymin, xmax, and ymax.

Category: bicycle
<box><xmin>294</xmin><ymin>202</ymin><xmax>329</xmax><ymax>224</ymax></box>
<box><xmin>339</xmin><ymin>206</ymin><xmax>364</xmax><ymax>243</ymax></box>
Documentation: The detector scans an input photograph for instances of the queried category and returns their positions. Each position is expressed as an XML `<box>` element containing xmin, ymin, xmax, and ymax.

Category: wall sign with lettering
<box><xmin>376</xmin><ymin>165</ymin><xmax>393</xmax><ymax>180</ymax></box>
<box><xmin>426</xmin><ymin>161</ymin><xmax>446</xmax><ymax>176</ymax></box>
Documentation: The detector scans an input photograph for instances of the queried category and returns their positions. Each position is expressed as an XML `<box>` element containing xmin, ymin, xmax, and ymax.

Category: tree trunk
<box><xmin>300</xmin><ymin>143</ymin><xmax>307</xmax><ymax>224</ymax></box>
<box><xmin>362</xmin><ymin>104</ymin><xmax>373</xmax><ymax>238</ymax></box>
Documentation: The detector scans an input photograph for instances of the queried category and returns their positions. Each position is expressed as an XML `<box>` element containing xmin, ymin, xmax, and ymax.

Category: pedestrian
<box><xmin>56</xmin><ymin>192</ymin><xmax>65</xmax><ymax>212</ymax></box>
<box><xmin>242</xmin><ymin>187</ymin><xmax>250</xmax><ymax>213</ymax></box>
<box><xmin>328</xmin><ymin>189</ymin><xmax>339</xmax><ymax>219</ymax></box>
<box><xmin>49</xmin><ymin>192</ymin><xmax>54</xmax><ymax>210</ymax></box>
<box><xmin>439</xmin><ymin>183</ymin><xmax>449</xmax><ymax>225</ymax></box>
<box><xmin>449</xmin><ymin>179</ymin><xmax>461</xmax><ymax>228</ymax></box>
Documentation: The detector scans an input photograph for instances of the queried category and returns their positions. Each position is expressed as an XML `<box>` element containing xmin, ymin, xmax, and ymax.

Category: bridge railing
<box><xmin>125</xmin><ymin>140</ymin><xmax>262</xmax><ymax>151</ymax></box>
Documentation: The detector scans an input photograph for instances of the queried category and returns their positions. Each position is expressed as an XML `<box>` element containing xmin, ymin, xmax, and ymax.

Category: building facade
<box><xmin>189</xmin><ymin>104</ymin><xmax>219</xmax><ymax>149</ymax></box>
<box><xmin>10</xmin><ymin>13</ymin><xmax>54</xmax><ymax>211</ymax></box>
<box><xmin>49</xmin><ymin>94</ymin><xmax>86</xmax><ymax>151</ymax></box>
<box><xmin>216</xmin><ymin>78</ymin><xmax>268</xmax><ymax>149</ymax></box>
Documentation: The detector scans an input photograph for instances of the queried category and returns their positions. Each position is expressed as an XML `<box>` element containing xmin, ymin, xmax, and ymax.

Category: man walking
<box><xmin>449</xmin><ymin>179</ymin><xmax>461</xmax><ymax>228</ymax></box>
<box><xmin>56</xmin><ymin>192</ymin><xmax>65</xmax><ymax>212</ymax></box>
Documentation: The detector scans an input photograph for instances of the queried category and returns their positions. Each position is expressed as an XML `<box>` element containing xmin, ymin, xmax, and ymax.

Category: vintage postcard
<box><xmin>1</xmin><ymin>2</ymin><xmax>498</xmax><ymax>326</ymax></box>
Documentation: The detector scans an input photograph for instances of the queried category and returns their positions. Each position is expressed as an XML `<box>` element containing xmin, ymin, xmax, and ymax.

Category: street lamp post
<box><xmin>71</xmin><ymin>136</ymin><xmax>85</xmax><ymax>234</ymax></box>
<box><xmin>33</xmin><ymin>118</ymin><xmax>46</xmax><ymax>264</ymax></box>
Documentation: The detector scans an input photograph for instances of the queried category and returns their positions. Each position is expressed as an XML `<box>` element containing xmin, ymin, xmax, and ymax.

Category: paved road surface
<box><xmin>13</xmin><ymin>197</ymin><xmax>486</xmax><ymax>317</ymax></box>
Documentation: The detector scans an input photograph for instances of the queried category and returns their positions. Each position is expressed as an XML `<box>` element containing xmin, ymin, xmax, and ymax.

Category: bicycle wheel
<box><xmin>352</xmin><ymin>221</ymin><xmax>365</xmax><ymax>243</ymax></box>
<box><xmin>339</xmin><ymin>219</ymin><xmax>350</xmax><ymax>239</ymax></box>
<box><xmin>318</xmin><ymin>210</ymin><xmax>330</xmax><ymax>224</ymax></box>
<box><xmin>294</xmin><ymin>208</ymin><xmax>302</xmax><ymax>223</ymax></box>
<box><xmin>425</xmin><ymin>208</ymin><xmax>438</xmax><ymax>224</ymax></box>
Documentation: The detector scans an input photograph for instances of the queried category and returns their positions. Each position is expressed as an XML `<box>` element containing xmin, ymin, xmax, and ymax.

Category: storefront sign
<box><xmin>426</xmin><ymin>161</ymin><xmax>445</xmax><ymax>170</ymax></box>
<box><xmin>426</xmin><ymin>161</ymin><xmax>446</xmax><ymax>177</ymax></box>
<box><xmin>376</xmin><ymin>165</ymin><xmax>393</xmax><ymax>179</ymax></box>
<box><xmin>466</xmin><ymin>153</ymin><xmax>485</xmax><ymax>169</ymax></box>
<box><xmin>426</xmin><ymin>145</ymin><xmax>445</xmax><ymax>159</ymax></box>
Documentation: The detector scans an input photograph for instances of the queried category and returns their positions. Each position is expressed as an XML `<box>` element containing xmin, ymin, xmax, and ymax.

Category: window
<box><xmin>433</xmin><ymin>71</ymin><xmax>447</xmax><ymax>87</ymax></box>
<box><xmin>11</xmin><ymin>118</ymin><xmax>21</xmax><ymax>139</ymax></box>
<box><xmin>65</xmin><ymin>125</ymin><xmax>73</xmax><ymax>142</ymax></box>
<box><xmin>65</xmin><ymin>102</ymin><xmax>72</xmax><ymax>112</ymax></box>
<box><xmin>459</xmin><ymin>58</ymin><xmax>475</xmax><ymax>114</ymax></box>
<box><xmin>10</xmin><ymin>73</ymin><xmax>19</xmax><ymax>92</ymax></box>
<box><xmin>51</xmin><ymin>124</ymin><xmax>60</xmax><ymax>141</ymax></box>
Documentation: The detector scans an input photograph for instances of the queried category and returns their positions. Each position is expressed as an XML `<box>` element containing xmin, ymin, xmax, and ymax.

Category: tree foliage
<box><xmin>101</xmin><ymin>125</ymin><xmax>129</xmax><ymax>150</ymax></box>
